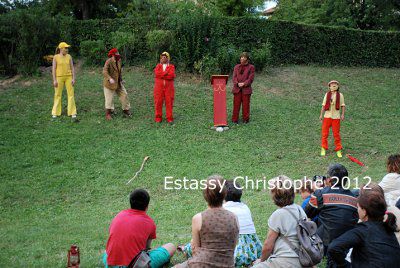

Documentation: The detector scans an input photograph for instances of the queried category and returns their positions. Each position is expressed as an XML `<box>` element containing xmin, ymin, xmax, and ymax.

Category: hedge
<box><xmin>166</xmin><ymin>16</ymin><xmax>400</xmax><ymax>68</ymax></box>
<box><xmin>1</xmin><ymin>12</ymin><xmax>399</xmax><ymax>75</ymax></box>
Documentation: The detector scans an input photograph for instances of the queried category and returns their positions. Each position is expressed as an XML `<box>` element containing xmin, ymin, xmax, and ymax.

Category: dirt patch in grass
<box><xmin>0</xmin><ymin>75</ymin><xmax>22</xmax><ymax>90</ymax></box>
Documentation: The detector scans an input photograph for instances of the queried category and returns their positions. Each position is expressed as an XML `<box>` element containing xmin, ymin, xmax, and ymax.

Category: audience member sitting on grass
<box><xmin>313</xmin><ymin>175</ymin><xmax>327</xmax><ymax>190</ymax></box>
<box><xmin>305</xmin><ymin>163</ymin><xmax>358</xmax><ymax>268</ymax></box>
<box><xmin>299</xmin><ymin>177</ymin><xmax>318</xmax><ymax>223</ymax></box>
<box><xmin>252</xmin><ymin>175</ymin><xmax>306</xmax><ymax>268</ymax></box>
<box><xmin>379</xmin><ymin>154</ymin><xmax>400</xmax><ymax>206</ymax></box>
<box><xmin>388</xmin><ymin>199</ymin><xmax>400</xmax><ymax>244</ymax></box>
<box><xmin>104</xmin><ymin>189</ymin><xmax>176</xmax><ymax>268</ymax></box>
<box><xmin>179</xmin><ymin>180</ymin><xmax>262</xmax><ymax>267</ymax></box>
<box><xmin>328</xmin><ymin>182</ymin><xmax>400</xmax><ymax>267</ymax></box>
<box><xmin>174</xmin><ymin>175</ymin><xmax>239</xmax><ymax>268</ymax></box>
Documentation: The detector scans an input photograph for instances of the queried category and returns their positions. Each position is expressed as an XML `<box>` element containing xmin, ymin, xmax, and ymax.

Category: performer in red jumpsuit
<box><xmin>153</xmin><ymin>52</ymin><xmax>176</xmax><ymax>123</ymax></box>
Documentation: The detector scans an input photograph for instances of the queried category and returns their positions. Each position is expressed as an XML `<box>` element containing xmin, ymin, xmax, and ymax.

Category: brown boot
<box><xmin>105</xmin><ymin>109</ymin><xmax>112</xmax><ymax>120</ymax></box>
<box><xmin>123</xmin><ymin>109</ymin><xmax>132</xmax><ymax>118</ymax></box>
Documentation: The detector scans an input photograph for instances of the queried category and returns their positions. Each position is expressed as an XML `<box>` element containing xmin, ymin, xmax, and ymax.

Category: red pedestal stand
<box><xmin>211</xmin><ymin>75</ymin><xmax>229</xmax><ymax>127</ymax></box>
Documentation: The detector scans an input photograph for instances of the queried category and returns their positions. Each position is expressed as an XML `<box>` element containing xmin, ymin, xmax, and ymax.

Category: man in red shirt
<box><xmin>232</xmin><ymin>52</ymin><xmax>255</xmax><ymax>124</ymax></box>
<box><xmin>153</xmin><ymin>52</ymin><xmax>176</xmax><ymax>124</ymax></box>
<box><xmin>104</xmin><ymin>189</ymin><xmax>176</xmax><ymax>267</ymax></box>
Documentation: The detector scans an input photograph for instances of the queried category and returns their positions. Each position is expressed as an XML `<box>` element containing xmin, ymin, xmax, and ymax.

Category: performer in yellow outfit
<box><xmin>51</xmin><ymin>42</ymin><xmax>78</xmax><ymax>122</ymax></box>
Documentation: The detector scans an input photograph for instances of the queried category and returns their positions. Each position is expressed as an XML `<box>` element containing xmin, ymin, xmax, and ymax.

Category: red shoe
<box><xmin>105</xmin><ymin>109</ymin><xmax>112</xmax><ymax>121</ymax></box>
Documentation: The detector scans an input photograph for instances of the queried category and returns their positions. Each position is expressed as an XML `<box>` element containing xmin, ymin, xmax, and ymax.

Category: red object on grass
<box><xmin>211</xmin><ymin>75</ymin><xmax>229</xmax><ymax>127</ymax></box>
<box><xmin>346</xmin><ymin>154</ymin><xmax>365</xmax><ymax>166</ymax></box>
<box><xmin>67</xmin><ymin>245</ymin><xmax>80</xmax><ymax>268</ymax></box>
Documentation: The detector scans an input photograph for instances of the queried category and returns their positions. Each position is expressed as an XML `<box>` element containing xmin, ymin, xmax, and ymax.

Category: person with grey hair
<box><xmin>305</xmin><ymin>163</ymin><xmax>358</xmax><ymax>268</ymax></box>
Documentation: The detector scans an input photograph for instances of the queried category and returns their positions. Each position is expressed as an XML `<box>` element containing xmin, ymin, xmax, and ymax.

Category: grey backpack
<box><xmin>282</xmin><ymin>207</ymin><xmax>324</xmax><ymax>267</ymax></box>
<box><xmin>128</xmin><ymin>250</ymin><xmax>151</xmax><ymax>268</ymax></box>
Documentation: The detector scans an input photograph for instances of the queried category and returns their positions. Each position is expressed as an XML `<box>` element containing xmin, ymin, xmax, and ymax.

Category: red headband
<box><xmin>108</xmin><ymin>48</ymin><xmax>118</xmax><ymax>58</ymax></box>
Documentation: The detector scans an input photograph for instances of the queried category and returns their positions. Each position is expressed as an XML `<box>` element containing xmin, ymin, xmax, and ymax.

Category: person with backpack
<box><xmin>103</xmin><ymin>189</ymin><xmax>176</xmax><ymax>268</ymax></box>
<box><xmin>328</xmin><ymin>183</ymin><xmax>400</xmax><ymax>267</ymax></box>
<box><xmin>305</xmin><ymin>163</ymin><xmax>358</xmax><ymax>268</ymax></box>
<box><xmin>252</xmin><ymin>176</ymin><xmax>307</xmax><ymax>268</ymax></box>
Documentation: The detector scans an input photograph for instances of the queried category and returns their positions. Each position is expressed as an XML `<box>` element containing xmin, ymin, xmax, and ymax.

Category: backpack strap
<box><xmin>280</xmin><ymin>207</ymin><xmax>302</xmax><ymax>255</ymax></box>
<box><xmin>283</xmin><ymin>206</ymin><xmax>302</xmax><ymax>222</ymax></box>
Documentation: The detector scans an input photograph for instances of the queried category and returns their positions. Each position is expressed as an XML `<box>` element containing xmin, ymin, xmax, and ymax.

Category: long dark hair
<box><xmin>358</xmin><ymin>184</ymin><xmax>397</xmax><ymax>232</ymax></box>
<box><xmin>387</xmin><ymin>154</ymin><xmax>400</xmax><ymax>173</ymax></box>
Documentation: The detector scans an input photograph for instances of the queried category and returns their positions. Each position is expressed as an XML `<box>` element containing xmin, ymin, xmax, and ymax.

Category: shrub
<box><xmin>250</xmin><ymin>42</ymin><xmax>272</xmax><ymax>72</ymax></box>
<box><xmin>109</xmin><ymin>31</ymin><xmax>137</xmax><ymax>64</ymax></box>
<box><xmin>145</xmin><ymin>30</ymin><xmax>173</xmax><ymax>60</ymax></box>
<box><xmin>1</xmin><ymin>12</ymin><xmax>400</xmax><ymax>75</ymax></box>
<box><xmin>80</xmin><ymin>40</ymin><xmax>107</xmax><ymax>66</ymax></box>
<box><xmin>0</xmin><ymin>7</ymin><xmax>61</xmax><ymax>75</ymax></box>
<box><xmin>194</xmin><ymin>54</ymin><xmax>220</xmax><ymax>80</ymax></box>
<box><xmin>215</xmin><ymin>45</ymin><xmax>241</xmax><ymax>75</ymax></box>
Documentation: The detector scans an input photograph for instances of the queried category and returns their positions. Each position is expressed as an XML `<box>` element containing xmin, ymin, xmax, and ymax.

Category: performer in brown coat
<box><xmin>102</xmin><ymin>48</ymin><xmax>132</xmax><ymax>120</ymax></box>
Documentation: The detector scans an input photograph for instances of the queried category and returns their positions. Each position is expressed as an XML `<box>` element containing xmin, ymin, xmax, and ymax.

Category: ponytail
<box><xmin>384</xmin><ymin>211</ymin><xmax>397</xmax><ymax>232</ymax></box>
<box><xmin>55</xmin><ymin>47</ymin><xmax>60</xmax><ymax>55</ymax></box>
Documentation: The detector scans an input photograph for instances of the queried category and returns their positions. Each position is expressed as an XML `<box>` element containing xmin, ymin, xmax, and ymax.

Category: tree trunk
<box><xmin>80</xmin><ymin>0</ymin><xmax>90</xmax><ymax>20</ymax></box>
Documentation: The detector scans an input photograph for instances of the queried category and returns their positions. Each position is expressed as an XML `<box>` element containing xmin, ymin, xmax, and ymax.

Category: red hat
<box><xmin>108</xmin><ymin>48</ymin><xmax>118</xmax><ymax>58</ymax></box>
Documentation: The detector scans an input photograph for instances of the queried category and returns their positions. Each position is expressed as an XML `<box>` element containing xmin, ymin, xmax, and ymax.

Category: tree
<box><xmin>207</xmin><ymin>0</ymin><xmax>264</xmax><ymax>16</ymax></box>
<box><xmin>45</xmin><ymin>0</ymin><xmax>131</xmax><ymax>20</ymax></box>
<box><xmin>1</xmin><ymin>0</ymin><xmax>131</xmax><ymax>19</ymax></box>
<box><xmin>271</xmin><ymin>0</ymin><xmax>400</xmax><ymax>30</ymax></box>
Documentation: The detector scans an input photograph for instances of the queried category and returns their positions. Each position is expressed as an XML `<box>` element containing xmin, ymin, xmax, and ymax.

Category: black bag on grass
<box><xmin>128</xmin><ymin>250</ymin><xmax>151</xmax><ymax>268</ymax></box>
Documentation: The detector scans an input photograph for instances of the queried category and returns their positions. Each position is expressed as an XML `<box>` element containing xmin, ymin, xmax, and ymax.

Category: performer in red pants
<box><xmin>319</xmin><ymin>80</ymin><xmax>346</xmax><ymax>158</ymax></box>
<box><xmin>153</xmin><ymin>52</ymin><xmax>176</xmax><ymax>123</ymax></box>
<box><xmin>232</xmin><ymin>52</ymin><xmax>255</xmax><ymax>124</ymax></box>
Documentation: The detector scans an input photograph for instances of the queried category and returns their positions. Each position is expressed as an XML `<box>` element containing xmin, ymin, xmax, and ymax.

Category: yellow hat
<box><xmin>160</xmin><ymin>51</ymin><xmax>170</xmax><ymax>60</ymax></box>
<box><xmin>58</xmin><ymin>42</ymin><xmax>71</xmax><ymax>49</ymax></box>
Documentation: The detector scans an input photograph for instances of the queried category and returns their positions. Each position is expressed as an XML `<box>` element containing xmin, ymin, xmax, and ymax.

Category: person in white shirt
<box><xmin>379</xmin><ymin>154</ymin><xmax>400</xmax><ymax>206</ymax></box>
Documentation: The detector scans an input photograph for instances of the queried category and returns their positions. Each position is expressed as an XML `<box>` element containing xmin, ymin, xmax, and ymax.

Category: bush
<box><xmin>167</xmin><ymin>16</ymin><xmax>400</xmax><ymax>70</ymax></box>
<box><xmin>1</xmin><ymin>11</ymin><xmax>400</xmax><ymax>75</ymax></box>
<box><xmin>215</xmin><ymin>45</ymin><xmax>241</xmax><ymax>75</ymax></box>
<box><xmin>0</xmin><ymin>7</ymin><xmax>61</xmax><ymax>75</ymax></box>
<box><xmin>80</xmin><ymin>40</ymin><xmax>107</xmax><ymax>66</ymax></box>
<box><xmin>146</xmin><ymin>30</ymin><xmax>173</xmax><ymax>60</ymax></box>
<box><xmin>194</xmin><ymin>55</ymin><xmax>220</xmax><ymax>80</ymax></box>
<box><xmin>109</xmin><ymin>31</ymin><xmax>137</xmax><ymax>64</ymax></box>
<box><xmin>250</xmin><ymin>42</ymin><xmax>272</xmax><ymax>72</ymax></box>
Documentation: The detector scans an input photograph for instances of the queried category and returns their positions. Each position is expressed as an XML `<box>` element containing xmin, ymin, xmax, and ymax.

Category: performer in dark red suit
<box><xmin>153</xmin><ymin>52</ymin><xmax>176</xmax><ymax>123</ymax></box>
<box><xmin>232</xmin><ymin>52</ymin><xmax>255</xmax><ymax>124</ymax></box>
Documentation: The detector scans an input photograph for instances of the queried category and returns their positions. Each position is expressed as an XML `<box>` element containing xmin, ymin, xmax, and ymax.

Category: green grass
<box><xmin>0</xmin><ymin>65</ymin><xmax>399</xmax><ymax>267</ymax></box>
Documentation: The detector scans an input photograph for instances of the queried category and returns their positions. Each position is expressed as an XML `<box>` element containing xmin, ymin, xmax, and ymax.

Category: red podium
<box><xmin>211</xmin><ymin>75</ymin><xmax>229</xmax><ymax>127</ymax></box>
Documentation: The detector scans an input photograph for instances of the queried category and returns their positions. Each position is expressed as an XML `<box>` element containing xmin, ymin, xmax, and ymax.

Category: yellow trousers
<box><xmin>52</xmin><ymin>76</ymin><xmax>77</xmax><ymax>116</ymax></box>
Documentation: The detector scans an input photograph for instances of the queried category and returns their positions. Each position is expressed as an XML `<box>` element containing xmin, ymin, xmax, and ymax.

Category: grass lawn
<box><xmin>0</xmin><ymin>64</ymin><xmax>399</xmax><ymax>267</ymax></box>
